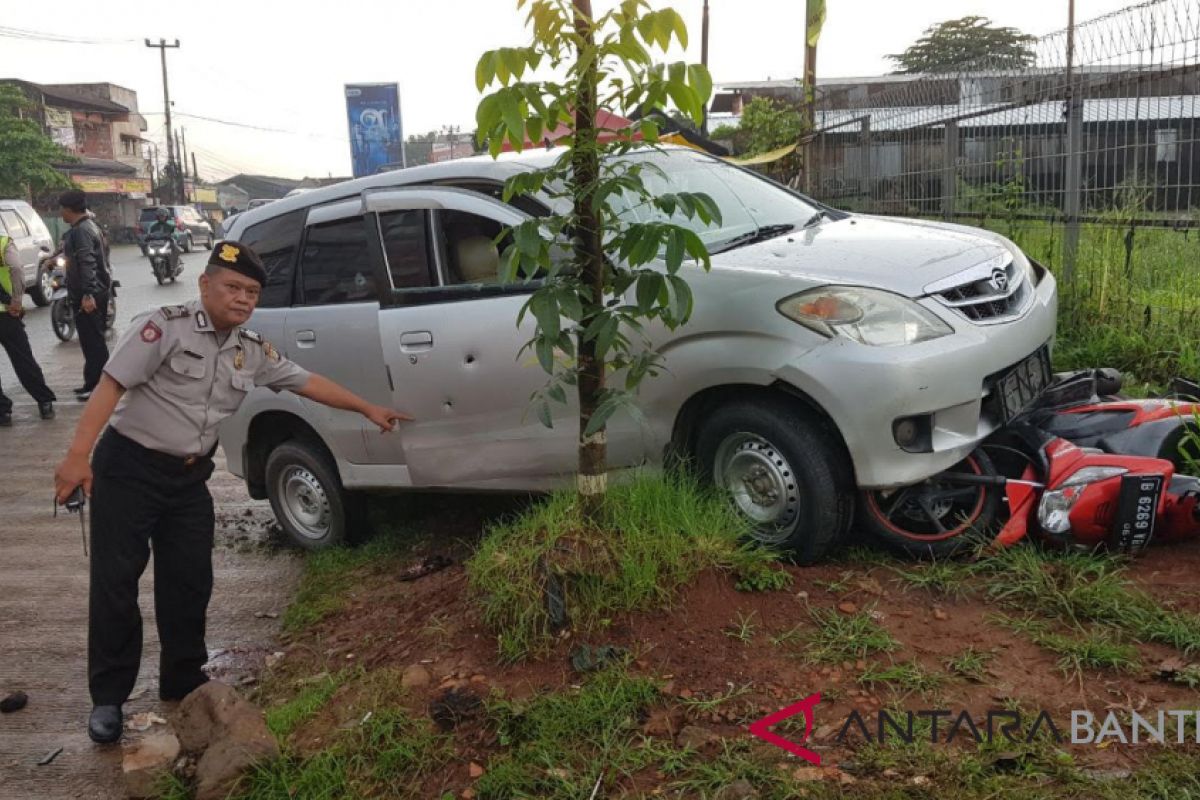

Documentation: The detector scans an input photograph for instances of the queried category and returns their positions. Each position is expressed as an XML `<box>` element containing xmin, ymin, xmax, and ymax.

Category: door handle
<box><xmin>400</xmin><ymin>331</ymin><xmax>433</xmax><ymax>352</ymax></box>
<box><xmin>295</xmin><ymin>330</ymin><xmax>316</xmax><ymax>348</ymax></box>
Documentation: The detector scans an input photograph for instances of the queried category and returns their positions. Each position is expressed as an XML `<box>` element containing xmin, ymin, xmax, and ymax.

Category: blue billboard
<box><xmin>345</xmin><ymin>83</ymin><xmax>404</xmax><ymax>177</ymax></box>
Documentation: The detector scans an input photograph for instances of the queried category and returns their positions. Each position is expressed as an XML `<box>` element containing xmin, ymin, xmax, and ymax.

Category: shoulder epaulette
<box><xmin>239</xmin><ymin>328</ymin><xmax>263</xmax><ymax>343</ymax></box>
<box><xmin>159</xmin><ymin>304</ymin><xmax>190</xmax><ymax>320</ymax></box>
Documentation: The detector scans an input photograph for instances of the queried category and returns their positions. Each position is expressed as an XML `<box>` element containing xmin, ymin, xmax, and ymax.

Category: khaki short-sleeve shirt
<box><xmin>105</xmin><ymin>299</ymin><xmax>310</xmax><ymax>457</ymax></box>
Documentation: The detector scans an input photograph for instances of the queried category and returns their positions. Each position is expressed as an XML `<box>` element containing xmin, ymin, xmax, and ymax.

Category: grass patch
<box><xmin>975</xmin><ymin>547</ymin><xmax>1200</xmax><ymax>655</ymax></box>
<box><xmin>678</xmin><ymin>682</ymin><xmax>755</xmax><ymax>715</ymax></box>
<box><xmin>857</xmin><ymin>660</ymin><xmax>945</xmax><ymax>697</ymax></box>
<box><xmin>478</xmin><ymin>668</ymin><xmax>665</xmax><ymax>799</ymax></box>
<box><xmin>944</xmin><ymin>646</ymin><xmax>994</xmax><ymax>682</ymax></box>
<box><xmin>265</xmin><ymin>670</ymin><xmax>354</xmax><ymax>739</ymax></box>
<box><xmin>800</xmin><ymin>605</ymin><xmax>899</xmax><ymax>664</ymax></box>
<box><xmin>466</xmin><ymin>473</ymin><xmax>784</xmax><ymax>660</ymax></box>
<box><xmin>891</xmin><ymin>560</ymin><xmax>971</xmax><ymax>597</ymax></box>
<box><xmin>723</xmin><ymin>611</ymin><xmax>758</xmax><ymax>644</ymax></box>
<box><xmin>994</xmin><ymin>615</ymin><xmax>1141</xmax><ymax>676</ymax></box>
<box><xmin>282</xmin><ymin>533</ymin><xmax>416</xmax><ymax>633</ymax></box>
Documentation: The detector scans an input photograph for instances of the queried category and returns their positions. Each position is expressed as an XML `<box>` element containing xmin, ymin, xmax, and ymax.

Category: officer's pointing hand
<box><xmin>55</xmin><ymin>454</ymin><xmax>93</xmax><ymax>503</ymax></box>
<box><xmin>364</xmin><ymin>405</ymin><xmax>413</xmax><ymax>433</ymax></box>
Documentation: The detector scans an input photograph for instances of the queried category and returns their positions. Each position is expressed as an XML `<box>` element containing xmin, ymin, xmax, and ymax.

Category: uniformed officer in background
<box><xmin>0</xmin><ymin>229</ymin><xmax>56</xmax><ymax>425</ymax></box>
<box><xmin>54</xmin><ymin>241</ymin><xmax>412</xmax><ymax>744</ymax></box>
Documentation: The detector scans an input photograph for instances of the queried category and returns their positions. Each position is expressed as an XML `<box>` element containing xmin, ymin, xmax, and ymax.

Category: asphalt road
<box><xmin>0</xmin><ymin>245</ymin><xmax>301</xmax><ymax>799</ymax></box>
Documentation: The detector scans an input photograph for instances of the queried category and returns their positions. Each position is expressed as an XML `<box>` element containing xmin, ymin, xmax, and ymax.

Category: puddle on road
<box><xmin>215</xmin><ymin>505</ymin><xmax>286</xmax><ymax>553</ymax></box>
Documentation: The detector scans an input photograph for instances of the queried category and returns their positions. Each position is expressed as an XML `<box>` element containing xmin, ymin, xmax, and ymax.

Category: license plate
<box><xmin>1112</xmin><ymin>473</ymin><xmax>1164</xmax><ymax>553</ymax></box>
<box><xmin>996</xmin><ymin>347</ymin><xmax>1052</xmax><ymax>423</ymax></box>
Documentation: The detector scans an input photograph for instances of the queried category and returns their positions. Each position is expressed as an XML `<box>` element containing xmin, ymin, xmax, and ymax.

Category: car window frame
<box><xmin>294</xmin><ymin>200</ymin><xmax>384</xmax><ymax>308</ymax></box>
<box><xmin>0</xmin><ymin>209</ymin><xmax>30</xmax><ymax>238</ymax></box>
<box><xmin>241</xmin><ymin>208</ymin><xmax>307</xmax><ymax>309</ymax></box>
<box><xmin>361</xmin><ymin>187</ymin><xmax>546</xmax><ymax>309</ymax></box>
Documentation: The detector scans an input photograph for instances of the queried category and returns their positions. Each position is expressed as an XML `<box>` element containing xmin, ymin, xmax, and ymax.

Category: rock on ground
<box><xmin>174</xmin><ymin>682</ymin><xmax>280</xmax><ymax>800</ymax></box>
<box><xmin>122</xmin><ymin>732</ymin><xmax>181</xmax><ymax>798</ymax></box>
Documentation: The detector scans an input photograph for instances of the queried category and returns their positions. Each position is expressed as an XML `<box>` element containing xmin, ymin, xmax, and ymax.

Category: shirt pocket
<box><xmin>167</xmin><ymin>353</ymin><xmax>206</xmax><ymax>380</ymax></box>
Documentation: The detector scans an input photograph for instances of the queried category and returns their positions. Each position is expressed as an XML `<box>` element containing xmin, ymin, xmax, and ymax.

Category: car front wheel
<box><xmin>695</xmin><ymin>398</ymin><xmax>853</xmax><ymax>563</ymax></box>
<box><xmin>265</xmin><ymin>440</ymin><xmax>366</xmax><ymax>550</ymax></box>
<box><xmin>30</xmin><ymin>266</ymin><xmax>53</xmax><ymax>307</ymax></box>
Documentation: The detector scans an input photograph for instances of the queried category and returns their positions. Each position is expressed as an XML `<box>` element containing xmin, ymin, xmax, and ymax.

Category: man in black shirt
<box><xmin>59</xmin><ymin>191</ymin><xmax>111</xmax><ymax>400</ymax></box>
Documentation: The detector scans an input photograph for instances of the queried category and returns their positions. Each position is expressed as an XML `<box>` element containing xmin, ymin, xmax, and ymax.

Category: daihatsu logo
<box><xmin>989</xmin><ymin>268</ymin><xmax>1009</xmax><ymax>293</ymax></box>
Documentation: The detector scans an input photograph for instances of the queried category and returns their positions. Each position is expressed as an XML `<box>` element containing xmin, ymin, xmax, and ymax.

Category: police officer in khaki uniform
<box><xmin>54</xmin><ymin>241</ymin><xmax>411</xmax><ymax>744</ymax></box>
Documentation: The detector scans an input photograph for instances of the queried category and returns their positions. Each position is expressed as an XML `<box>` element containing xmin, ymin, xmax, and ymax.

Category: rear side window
<box><xmin>378</xmin><ymin>210</ymin><xmax>434</xmax><ymax>290</ymax></box>
<box><xmin>0</xmin><ymin>210</ymin><xmax>29</xmax><ymax>237</ymax></box>
<box><xmin>242</xmin><ymin>210</ymin><xmax>305</xmax><ymax>308</ymax></box>
<box><xmin>298</xmin><ymin>216</ymin><xmax>376</xmax><ymax>305</ymax></box>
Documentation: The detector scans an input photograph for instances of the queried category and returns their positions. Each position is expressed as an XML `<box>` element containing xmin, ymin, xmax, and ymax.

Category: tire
<box><xmin>50</xmin><ymin>300</ymin><xmax>75</xmax><ymax>342</ymax></box>
<box><xmin>182</xmin><ymin>234</ymin><xmax>194</xmax><ymax>253</ymax></box>
<box><xmin>203</xmin><ymin>234</ymin><xmax>214</xmax><ymax>250</ymax></box>
<box><xmin>265</xmin><ymin>440</ymin><xmax>366</xmax><ymax>551</ymax></box>
<box><xmin>857</xmin><ymin>449</ymin><xmax>1001</xmax><ymax>559</ymax></box>
<box><xmin>695</xmin><ymin>397</ymin><xmax>853</xmax><ymax>564</ymax></box>
<box><xmin>30</xmin><ymin>266</ymin><xmax>53</xmax><ymax>307</ymax></box>
<box><xmin>155</xmin><ymin>272</ymin><xmax>164</xmax><ymax>286</ymax></box>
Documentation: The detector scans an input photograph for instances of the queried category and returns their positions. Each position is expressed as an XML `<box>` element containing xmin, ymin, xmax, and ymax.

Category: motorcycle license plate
<box><xmin>996</xmin><ymin>347</ymin><xmax>1052</xmax><ymax>423</ymax></box>
<box><xmin>1112</xmin><ymin>473</ymin><xmax>1164</xmax><ymax>553</ymax></box>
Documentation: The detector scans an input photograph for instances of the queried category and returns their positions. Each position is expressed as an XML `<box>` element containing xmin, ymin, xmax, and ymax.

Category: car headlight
<box><xmin>1037</xmin><ymin>466</ymin><xmax>1128</xmax><ymax>534</ymax></box>
<box><xmin>776</xmin><ymin>287</ymin><xmax>954</xmax><ymax>347</ymax></box>
<box><xmin>54</xmin><ymin>255</ymin><xmax>66</xmax><ymax>267</ymax></box>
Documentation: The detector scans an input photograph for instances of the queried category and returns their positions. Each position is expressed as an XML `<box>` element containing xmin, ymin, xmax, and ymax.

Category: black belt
<box><xmin>104</xmin><ymin>428</ymin><xmax>217</xmax><ymax>471</ymax></box>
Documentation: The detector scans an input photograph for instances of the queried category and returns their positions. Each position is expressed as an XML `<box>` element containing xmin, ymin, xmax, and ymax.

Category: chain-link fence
<box><xmin>803</xmin><ymin>0</ymin><xmax>1200</xmax><ymax>378</ymax></box>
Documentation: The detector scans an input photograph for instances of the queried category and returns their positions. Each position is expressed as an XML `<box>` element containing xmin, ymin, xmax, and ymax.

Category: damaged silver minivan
<box><xmin>218</xmin><ymin>146</ymin><xmax>1056</xmax><ymax>561</ymax></box>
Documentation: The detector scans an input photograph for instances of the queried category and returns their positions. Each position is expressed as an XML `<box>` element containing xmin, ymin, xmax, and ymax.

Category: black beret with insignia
<box><xmin>208</xmin><ymin>240</ymin><xmax>267</xmax><ymax>285</ymax></box>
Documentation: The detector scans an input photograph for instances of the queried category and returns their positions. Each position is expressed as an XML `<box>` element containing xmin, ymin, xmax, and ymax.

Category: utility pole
<box><xmin>180</xmin><ymin>127</ymin><xmax>189</xmax><ymax>180</ymax></box>
<box><xmin>191</xmin><ymin>152</ymin><xmax>200</xmax><ymax>184</ymax></box>
<box><xmin>700</xmin><ymin>0</ymin><xmax>710</xmax><ymax>135</ymax></box>
<box><xmin>1062</xmin><ymin>0</ymin><xmax>1082</xmax><ymax>284</ymax></box>
<box><xmin>145</xmin><ymin>38</ymin><xmax>181</xmax><ymax>203</ymax></box>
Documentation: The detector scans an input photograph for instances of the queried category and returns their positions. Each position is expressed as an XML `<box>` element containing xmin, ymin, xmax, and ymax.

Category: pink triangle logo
<box><xmin>747</xmin><ymin>693</ymin><xmax>822</xmax><ymax>764</ymax></box>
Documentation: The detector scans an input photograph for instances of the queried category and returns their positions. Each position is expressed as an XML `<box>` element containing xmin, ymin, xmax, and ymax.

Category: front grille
<box><xmin>932</xmin><ymin>257</ymin><xmax>1032</xmax><ymax>324</ymax></box>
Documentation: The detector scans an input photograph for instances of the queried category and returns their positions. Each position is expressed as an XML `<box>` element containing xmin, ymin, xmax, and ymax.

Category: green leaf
<box><xmin>475</xmin><ymin>52</ymin><xmax>497</xmax><ymax>91</ymax></box>
<box><xmin>666</xmin><ymin>81</ymin><xmax>700</xmax><ymax>124</ymax></box>
<box><xmin>547</xmin><ymin>383</ymin><xmax>567</xmax><ymax>405</ymax></box>
<box><xmin>636</xmin><ymin>273</ymin><xmax>662</xmax><ymax>311</ymax></box>
<box><xmin>667</xmin><ymin>9</ymin><xmax>689</xmax><ymax>49</ymax></box>
<box><xmin>583</xmin><ymin>395</ymin><xmax>622</xmax><ymax>438</ymax></box>
<box><xmin>536</xmin><ymin>400</ymin><xmax>553</xmax><ymax>429</ymax></box>
<box><xmin>665</xmin><ymin>229</ymin><xmax>684</xmax><ymax>271</ymax></box>
<box><xmin>667</xmin><ymin>274</ymin><xmax>694</xmax><ymax>321</ymax></box>
<box><xmin>529</xmin><ymin>290</ymin><xmax>560</xmax><ymax>340</ymax></box>
<box><xmin>535</xmin><ymin>336</ymin><xmax>556</xmax><ymax>373</ymax></box>
<box><xmin>628</xmin><ymin>225</ymin><xmax>661</xmax><ymax>266</ymax></box>
<box><xmin>515</xmin><ymin>221</ymin><xmax>542</xmax><ymax>258</ymax></box>
<box><xmin>681</xmin><ymin>229</ymin><xmax>710</xmax><ymax>267</ymax></box>
<box><xmin>500</xmin><ymin>48</ymin><xmax>526</xmax><ymax>81</ymax></box>
<box><xmin>476</xmin><ymin>94</ymin><xmax>502</xmax><ymax>136</ymax></box>
<box><xmin>595</xmin><ymin>316</ymin><xmax>619</xmax><ymax>360</ymax></box>
<box><xmin>688</xmin><ymin>63</ymin><xmax>713</xmax><ymax>104</ymax></box>
<box><xmin>499</xmin><ymin>91</ymin><xmax>526</xmax><ymax>148</ymax></box>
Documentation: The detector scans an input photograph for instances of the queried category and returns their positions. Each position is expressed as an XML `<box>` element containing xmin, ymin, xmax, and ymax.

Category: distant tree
<box><xmin>888</xmin><ymin>16</ymin><xmax>1036</xmax><ymax>74</ymax></box>
<box><xmin>734</xmin><ymin>97</ymin><xmax>803</xmax><ymax>156</ymax></box>
<box><xmin>0</xmin><ymin>84</ymin><xmax>75</xmax><ymax>198</ymax></box>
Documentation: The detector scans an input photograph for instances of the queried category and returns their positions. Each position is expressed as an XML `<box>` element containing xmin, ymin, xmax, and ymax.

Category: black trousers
<box><xmin>0</xmin><ymin>312</ymin><xmax>56</xmax><ymax>415</ymax></box>
<box><xmin>74</xmin><ymin>293</ymin><xmax>109</xmax><ymax>392</ymax></box>
<box><xmin>88</xmin><ymin>428</ymin><xmax>216</xmax><ymax>706</ymax></box>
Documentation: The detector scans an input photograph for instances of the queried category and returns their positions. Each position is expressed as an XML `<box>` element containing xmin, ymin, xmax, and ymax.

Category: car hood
<box><xmin>708</xmin><ymin>214</ymin><xmax>1013</xmax><ymax>298</ymax></box>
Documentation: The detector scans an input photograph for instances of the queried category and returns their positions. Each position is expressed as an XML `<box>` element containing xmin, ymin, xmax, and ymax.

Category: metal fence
<box><xmin>804</xmin><ymin>0</ymin><xmax>1199</xmax><ymax>346</ymax></box>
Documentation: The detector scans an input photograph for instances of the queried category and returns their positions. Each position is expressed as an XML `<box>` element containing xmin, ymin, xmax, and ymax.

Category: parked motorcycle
<box><xmin>859</xmin><ymin>367</ymin><xmax>1200</xmax><ymax>558</ymax></box>
<box><xmin>146</xmin><ymin>235</ymin><xmax>183</xmax><ymax>285</ymax></box>
<box><xmin>49</xmin><ymin>266</ymin><xmax>119</xmax><ymax>342</ymax></box>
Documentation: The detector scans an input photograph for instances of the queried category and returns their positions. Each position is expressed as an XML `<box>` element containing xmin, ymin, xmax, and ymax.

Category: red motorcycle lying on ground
<box><xmin>858</xmin><ymin>369</ymin><xmax>1200</xmax><ymax>558</ymax></box>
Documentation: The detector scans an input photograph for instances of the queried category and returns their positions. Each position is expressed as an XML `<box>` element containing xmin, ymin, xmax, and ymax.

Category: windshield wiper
<box><xmin>711</xmin><ymin>223</ymin><xmax>796</xmax><ymax>254</ymax></box>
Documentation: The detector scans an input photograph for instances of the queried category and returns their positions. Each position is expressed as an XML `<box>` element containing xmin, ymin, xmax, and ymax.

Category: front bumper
<box><xmin>775</xmin><ymin>270</ymin><xmax>1058</xmax><ymax>489</ymax></box>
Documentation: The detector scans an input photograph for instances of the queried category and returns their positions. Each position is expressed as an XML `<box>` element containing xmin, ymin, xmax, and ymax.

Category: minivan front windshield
<box><xmin>608</xmin><ymin>148</ymin><xmax>821</xmax><ymax>254</ymax></box>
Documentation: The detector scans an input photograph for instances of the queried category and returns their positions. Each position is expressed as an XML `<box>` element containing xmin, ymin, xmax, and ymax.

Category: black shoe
<box><xmin>73</xmin><ymin>385</ymin><xmax>89</xmax><ymax>395</ymax></box>
<box><xmin>39</xmin><ymin>402</ymin><xmax>55</xmax><ymax>420</ymax></box>
<box><xmin>88</xmin><ymin>704</ymin><xmax>122</xmax><ymax>744</ymax></box>
<box><xmin>0</xmin><ymin>414</ymin><xmax>10</xmax><ymax>427</ymax></box>
<box><xmin>76</xmin><ymin>390</ymin><xmax>92</xmax><ymax>402</ymax></box>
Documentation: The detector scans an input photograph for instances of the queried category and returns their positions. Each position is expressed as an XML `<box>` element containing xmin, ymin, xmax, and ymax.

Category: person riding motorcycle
<box><xmin>145</xmin><ymin>208</ymin><xmax>180</xmax><ymax>272</ymax></box>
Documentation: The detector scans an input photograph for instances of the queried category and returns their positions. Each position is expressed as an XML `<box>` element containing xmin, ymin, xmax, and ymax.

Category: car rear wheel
<box><xmin>265</xmin><ymin>440</ymin><xmax>366</xmax><ymax>550</ymax></box>
<box><xmin>857</xmin><ymin>449</ymin><xmax>1000</xmax><ymax>559</ymax></box>
<box><xmin>204</xmin><ymin>234</ymin><xmax>214</xmax><ymax>250</ymax></box>
<box><xmin>695</xmin><ymin>398</ymin><xmax>853</xmax><ymax>563</ymax></box>
<box><xmin>30</xmin><ymin>266</ymin><xmax>53</xmax><ymax>307</ymax></box>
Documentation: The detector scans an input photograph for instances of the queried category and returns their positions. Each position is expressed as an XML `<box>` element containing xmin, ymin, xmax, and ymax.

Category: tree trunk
<box><xmin>572</xmin><ymin>0</ymin><xmax>607</xmax><ymax>524</ymax></box>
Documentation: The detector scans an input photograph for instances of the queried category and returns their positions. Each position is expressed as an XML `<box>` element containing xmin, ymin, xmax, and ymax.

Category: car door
<box><xmin>361</xmin><ymin>186</ymin><xmax>645</xmax><ymax>488</ymax></box>
<box><xmin>0</xmin><ymin>208</ymin><xmax>37</xmax><ymax>286</ymax></box>
<box><xmin>283</xmin><ymin>199</ymin><xmax>392</xmax><ymax>465</ymax></box>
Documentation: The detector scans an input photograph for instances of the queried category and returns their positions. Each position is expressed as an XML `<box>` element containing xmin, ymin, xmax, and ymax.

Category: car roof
<box><xmin>226</xmin><ymin>146</ymin><xmax>584</xmax><ymax>236</ymax></box>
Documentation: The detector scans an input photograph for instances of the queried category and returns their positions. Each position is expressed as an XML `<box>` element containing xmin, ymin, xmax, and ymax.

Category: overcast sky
<box><xmin>1</xmin><ymin>0</ymin><xmax>1140</xmax><ymax>181</ymax></box>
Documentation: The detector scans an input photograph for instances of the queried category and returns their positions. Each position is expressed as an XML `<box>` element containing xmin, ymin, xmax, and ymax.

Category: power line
<box><xmin>142</xmin><ymin>110</ymin><xmax>351</xmax><ymax>143</ymax></box>
<box><xmin>0</xmin><ymin>25</ymin><xmax>139</xmax><ymax>45</ymax></box>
